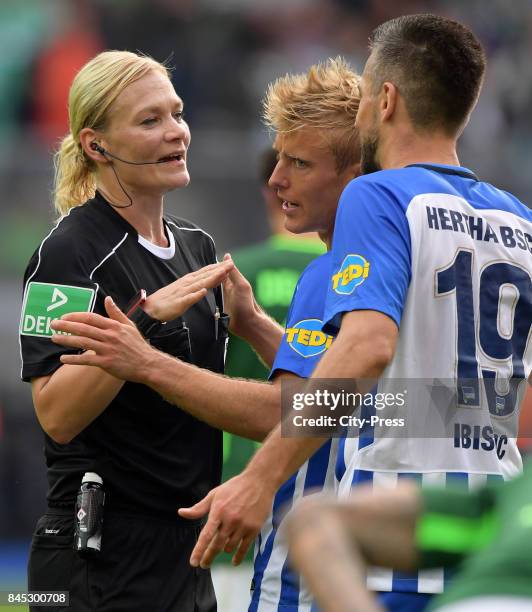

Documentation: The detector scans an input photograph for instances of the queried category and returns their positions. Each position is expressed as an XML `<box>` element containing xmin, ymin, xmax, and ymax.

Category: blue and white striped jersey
<box><xmin>249</xmin><ymin>253</ymin><xmax>338</xmax><ymax>612</ymax></box>
<box><xmin>324</xmin><ymin>164</ymin><xmax>532</xmax><ymax>594</ymax></box>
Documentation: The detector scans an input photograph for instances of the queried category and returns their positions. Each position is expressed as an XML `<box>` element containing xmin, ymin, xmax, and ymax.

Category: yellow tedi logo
<box><xmin>331</xmin><ymin>254</ymin><xmax>370</xmax><ymax>295</ymax></box>
<box><xmin>285</xmin><ymin>319</ymin><xmax>334</xmax><ymax>358</ymax></box>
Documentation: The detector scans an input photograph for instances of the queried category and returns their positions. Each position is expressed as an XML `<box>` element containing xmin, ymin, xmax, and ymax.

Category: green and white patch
<box><xmin>20</xmin><ymin>282</ymin><xmax>95</xmax><ymax>338</ymax></box>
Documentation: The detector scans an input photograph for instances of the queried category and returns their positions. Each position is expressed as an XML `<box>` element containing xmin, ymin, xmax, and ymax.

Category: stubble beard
<box><xmin>360</xmin><ymin>132</ymin><xmax>382</xmax><ymax>175</ymax></box>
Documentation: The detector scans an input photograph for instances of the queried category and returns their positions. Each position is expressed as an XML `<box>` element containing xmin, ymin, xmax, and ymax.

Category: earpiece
<box><xmin>91</xmin><ymin>142</ymin><xmax>105</xmax><ymax>154</ymax></box>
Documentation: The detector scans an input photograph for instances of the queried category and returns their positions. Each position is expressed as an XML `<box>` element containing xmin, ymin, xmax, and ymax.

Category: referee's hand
<box><xmin>178</xmin><ymin>471</ymin><xmax>276</xmax><ymax>568</ymax></box>
<box><xmin>144</xmin><ymin>260</ymin><xmax>234</xmax><ymax>322</ymax></box>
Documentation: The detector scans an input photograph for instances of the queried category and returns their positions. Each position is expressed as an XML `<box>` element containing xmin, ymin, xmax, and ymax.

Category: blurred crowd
<box><xmin>1</xmin><ymin>0</ymin><xmax>532</xmax><ymax>540</ymax></box>
<box><xmin>2</xmin><ymin>0</ymin><xmax>532</xmax><ymax>277</ymax></box>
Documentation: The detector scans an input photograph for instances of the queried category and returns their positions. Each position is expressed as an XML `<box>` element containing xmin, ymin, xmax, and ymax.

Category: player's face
<box><xmin>356</xmin><ymin>56</ymin><xmax>382</xmax><ymax>175</ymax></box>
<box><xmin>269</xmin><ymin>128</ymin><xmax>354</xmax><ymax>245</ymax></box>
<box><xmin>100</xmin><ymin>70</ymin><xmax>191</xmax><ymax>195</ymax></box>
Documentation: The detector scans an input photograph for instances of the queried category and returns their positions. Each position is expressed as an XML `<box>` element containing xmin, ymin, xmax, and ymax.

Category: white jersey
<box><xmin>323</xmin><ymin>164</ymin><xmax>532</xmax><ymax>593</ymax></box>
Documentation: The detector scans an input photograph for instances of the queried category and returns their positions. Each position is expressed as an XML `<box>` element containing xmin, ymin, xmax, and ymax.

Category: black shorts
<box><xmin>28</xmin><ymin>509</ymin><xmax>216</xmax><ymax>612</ymax></box>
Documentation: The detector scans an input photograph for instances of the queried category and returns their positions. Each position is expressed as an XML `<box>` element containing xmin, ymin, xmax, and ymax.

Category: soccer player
<box><xmin>175</xmin><ymin>13</ymin><xmax>532</xmax><ymax>612</ymax></box>
<box><xmin>217</xmin><ymin>148</ymin><xmax>324</xmax><ymax>609</ymax></box>
<box><xmin>221</xmin><ymin>146</ymin><xmax>324</xmax><ymax>500</ymax></box>
<box><xmin>50</xmin><ymin>58</ymin><xmax>361</xmax><ymax>611</ymax></box>
<box><xmin>286</xmin><ymin>468</ymin><xmax>532</xmax><ymax>612</ymax></box>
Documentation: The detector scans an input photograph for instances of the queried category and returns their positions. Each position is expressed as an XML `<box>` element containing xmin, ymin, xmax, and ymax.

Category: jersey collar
<box><xmin>406</xmin><ymin>163</ymin><xmax>479</xmax><ymax>181</ymax></box>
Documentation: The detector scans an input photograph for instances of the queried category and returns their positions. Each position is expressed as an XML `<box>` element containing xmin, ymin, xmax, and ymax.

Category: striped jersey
<box><xmin>324</xmin><ymin>164</ymin><xmax>532</xmax><ymax>593</ymax></box>
<box><xmin>250</xmin><ymin>253</ymin><xmax>338</xmax><ymax>612</ymax></box>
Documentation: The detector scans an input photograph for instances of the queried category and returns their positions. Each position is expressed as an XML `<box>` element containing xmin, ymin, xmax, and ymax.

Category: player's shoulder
<box><xmin>300</xmin><ymin>251</ymin><xmax>332</xmax><ymax>276</ymax></box>
<box><xmin>344</xmin><ymin>166</ymin><xmax>439</xmax><ymax>196</ymax></box>
<box><xmin>340</xmin><ymin>168</ymin><xmax>419</xmax><ymax>211</ymax></box>
<box><xmin>473</xmin><ymin>181</ymin><xmax>532</xmax><ymax>222</ymax></box>
<box><xmin>296</xmin><ymin>252</ymin><xmax>332</xmax><ymax>288</ymax></box>
<box><xmin>337</xmin><ymin>170</ymin><xmax>418</xmax><ymax>228</ymax></box>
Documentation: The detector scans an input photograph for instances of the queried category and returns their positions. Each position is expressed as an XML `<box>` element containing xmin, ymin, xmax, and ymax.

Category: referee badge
<box><xmin>20</xmin><ymin>282</ymin><xmax>95</xmax><ymax>338</ymax></box>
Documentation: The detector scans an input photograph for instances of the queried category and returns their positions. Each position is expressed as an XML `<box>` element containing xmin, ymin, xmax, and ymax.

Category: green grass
<box><xmin>0</xmin><ymin>606</ymin><xmax>28</xmax><ymax>611</ymax></box>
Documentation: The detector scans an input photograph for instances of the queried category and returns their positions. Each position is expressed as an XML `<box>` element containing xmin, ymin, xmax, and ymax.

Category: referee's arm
<box><xmin>31</xmin><ymin>364</ymin><xmax>124</xmax><ymax>444</ymax></box>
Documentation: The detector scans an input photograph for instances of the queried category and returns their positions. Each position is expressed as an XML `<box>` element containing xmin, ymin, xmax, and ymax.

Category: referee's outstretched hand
<box><xmin>178</xmin><ymin>471</ymin><xmax>277</xmax><ymax>568</ymax></box>
<box><xmin>144</xmin><ymin>260</ymin><xmax>234</xmax><ymax>322</ymax></box>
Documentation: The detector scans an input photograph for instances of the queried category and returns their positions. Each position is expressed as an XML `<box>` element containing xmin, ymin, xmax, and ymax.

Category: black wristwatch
<box><xmin>124</xmin><ymin>289</ymin><xmax>164</xmax><ymax>339</ymax></box>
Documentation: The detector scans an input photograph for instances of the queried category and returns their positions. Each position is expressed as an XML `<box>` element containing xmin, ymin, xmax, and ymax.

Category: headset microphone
<box><xmin>90</xmin><ymin>142</ymin><xmax>167</xmax><ymax>165</ymax></box>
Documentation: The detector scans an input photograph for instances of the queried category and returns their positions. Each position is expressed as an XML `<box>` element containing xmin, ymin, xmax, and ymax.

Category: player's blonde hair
<box><xmin>53</xmin><ymin>51</ymin><xmax>169</xmax><ymax>216</ymax></box>
<box><xmin>263</xmin><ymin>57</ymin><xmax>361</xmax><ymax>173</ymax></box>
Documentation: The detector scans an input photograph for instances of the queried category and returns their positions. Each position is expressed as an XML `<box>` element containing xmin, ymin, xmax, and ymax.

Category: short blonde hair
<box><xmin>263</xmin><ymin>57</ymin><xmax>361</xmax><ymax>173</ymax></box>
<box><xmin>54</xmin><ymin>51</ymin><xmax>169</xmax><ymax>216</ymax></box>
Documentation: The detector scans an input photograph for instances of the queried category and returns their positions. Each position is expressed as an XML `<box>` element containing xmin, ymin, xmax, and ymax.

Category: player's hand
<box><xmin>144</xmin><ymin>260</ymin><xmax>234</xmax><ymax>322</ymax></box>
<box><xmin>222</xmin><ymin>253</ymin><xmax>263</xmax><ymax>338</ymax></box>
<box><xmin>178</xmin><ymin>471</ymin><xmax>276</xmax><ymax>568</ymax></box>
<box><xmin>50</xmin><ymin>296</ymin><xmax>158</xmax><ymax>382</ymax></box>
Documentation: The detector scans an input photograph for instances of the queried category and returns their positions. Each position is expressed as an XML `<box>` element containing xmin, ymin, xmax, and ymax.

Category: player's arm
<box><xmin>50</xmin><ymin>297</ymin><xmax>290</xmax><ymax>441</ymax></box>
<box><xmin>286</xmin><ymin>482</ymin><xmax>421</xmax><ymax>612</ymax></box>
<box><xmin>287</xmin><ymin>477</ymin><xmax>498</xmax><ymax>612</ymax></box>
<box><xmin>231</xmin><ymin>309</ymin><xmax>397</xmax><ymax>501</ymax></box>
<box><xmin>178</xmin><ymin>308</ymin><xmax>398</xmax><ymax>568</ymax></box>
<box><xmin>289</xmin><ymin>506</ymin><xmax>382</xmax><ymax>612</ymax></box>
<box><xmin>222</xmin><ymin>255</ymin><xmax>283</xmax><ymax>368</ymax></box>
<box><xmin>144</xmin><ymin>357</ymin><xmax>296</xmax><ymax>441</ymax></box>
<box><xmin>31</xmin><ymin>364</ymin><xmax>124</xmax><ymax>444</ymax></box>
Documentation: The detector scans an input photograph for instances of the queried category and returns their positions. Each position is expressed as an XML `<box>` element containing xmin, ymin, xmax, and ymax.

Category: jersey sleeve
<box><xmin>323</xmin><ymin>176</ymin><xmax>412</xmax><ymax>334</ymax></box>
<box><xmin>19</xmin><ymin>228</ymin><xmax>99</xmax><ymax>382</ymax></box>
<box><xmin>270</xmin><ymin>263</ymin><xmax>334</xmax><ymax>380</ymax></box>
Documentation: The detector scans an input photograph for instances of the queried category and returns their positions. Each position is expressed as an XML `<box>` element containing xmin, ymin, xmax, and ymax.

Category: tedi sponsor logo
<box><xmin>331</xmin><ymin>254</ymin><xmax>370</xmax><ymax>295</ymax></box>
<box><xmin>285</xmin><ymin>319</ymin><xmax>334</xmax><ymax>358</ymax></box>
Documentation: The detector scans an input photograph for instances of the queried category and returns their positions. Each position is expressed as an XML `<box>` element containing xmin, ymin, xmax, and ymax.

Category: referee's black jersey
<box><xmin>20</xmin><ymin>192</ymin><xmax>225</xmax><ymax>518</ymax></box>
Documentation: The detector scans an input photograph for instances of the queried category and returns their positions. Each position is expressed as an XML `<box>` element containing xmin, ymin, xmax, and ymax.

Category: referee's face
<box><xmin>269</xmin><ymin>128</ymin><xmax>356</xmax><ymax>246</ymax></box>
<box><xmin>99</xmin><ymin>70</ymin><xmax>191</xmax><ymax>195</ymax></box>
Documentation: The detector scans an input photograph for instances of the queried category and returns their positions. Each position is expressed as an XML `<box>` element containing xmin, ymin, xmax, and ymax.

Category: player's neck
<box><xmin>379</xmin><ymin>131</ymin><xmax>460</xmax><ymax>170</ymax></box>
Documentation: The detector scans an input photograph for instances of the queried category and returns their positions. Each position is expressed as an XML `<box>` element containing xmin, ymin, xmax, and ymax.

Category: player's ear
<box><xmin>381</xmin><ymin>82</ymin><xmax>398</xmax><ymax>123</ymax></box>
<box><xmin>349</xmin><ymin>161</ymin><xmax>362</xmax><ymax>180</ymax></box>
<box><xmin>341</xmin><ymin>161</ymin><xmax>361</xmax><ymax>183</ymax></box>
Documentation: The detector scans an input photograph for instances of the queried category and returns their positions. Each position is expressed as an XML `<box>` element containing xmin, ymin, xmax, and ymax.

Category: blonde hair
<box><xmin>54</xmin><ymin>51</ymin><xmax>169</xmax><ymax>215</ymax></box>
<box><xmin>263</xmin><ymin>57</ymin><xmax>361</xmax><ymax>173</ymax></box>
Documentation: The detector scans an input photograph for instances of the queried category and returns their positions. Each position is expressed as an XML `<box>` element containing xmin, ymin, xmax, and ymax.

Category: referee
<box><xmin>19</xmin><ymin>51</ymin><xmax>230</xmax><ymax>611</ymax></box>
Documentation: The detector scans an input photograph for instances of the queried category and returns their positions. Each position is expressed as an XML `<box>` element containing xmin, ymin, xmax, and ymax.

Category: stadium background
<box><xmin>1</xmin><ymin>0</ymin><xmax>532</xmax><ymax>609</ymax></box>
